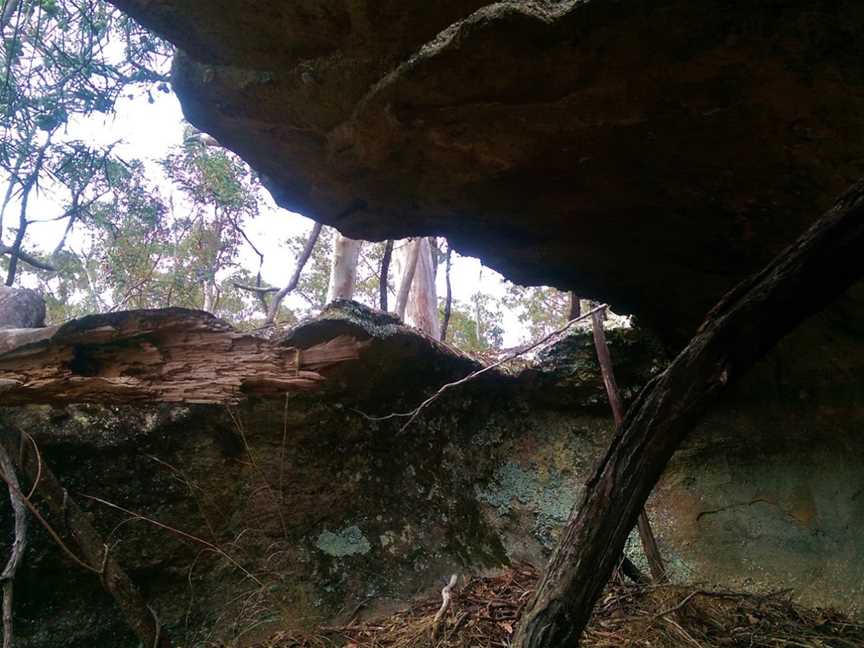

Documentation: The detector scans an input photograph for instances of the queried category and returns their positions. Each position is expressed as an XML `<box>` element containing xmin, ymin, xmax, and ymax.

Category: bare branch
<box><xmin>233</xmin><ymin>283</ymin><xmax>279</xmax><ymax>294</ymax></box>
<box><xmin>266</xmin><ymin>221</ymin><xmax>322</xmax><ymax>325</ymax></box>
<box><xmin>0</xmin><ymin>244</ymin><xmax>56</xmax><ymax>272</ymax></box>
<box><xmin>355</xmin><ymin>303</ymin><xmax>609</xmax><ymax>433</ymax></box>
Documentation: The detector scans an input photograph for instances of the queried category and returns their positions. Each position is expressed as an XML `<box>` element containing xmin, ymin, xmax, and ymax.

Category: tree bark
<box><xmin>513</xmin><ymin>178</ymin><xmax>864</xmax><ymax>648</ymax></box>
<box><xmin>327</xmin><ymin>234</ymin><xmax>362</xmax><ymax>302</ymax></box>
<box><xmin>0</xmin><ymin>308</ymin><xmax>365</xmax><ymax>405</ymax></box>
<box><xmin>379</xmin><ymin>239</ymin><xmax>394</xmax><ymax>311</ymax></box>
<box><xmin>394</xmin><ymin>238</ymin><xmax>421</xmax><ymax>320</ymax></box>
<box><xmin>591</xmin><ymin>308</ymin><xmax>665</xmax><ymax>582</ymax></box>
<box><xmin>405</xmin><ymin>238</ymin><xmax>440</xmax><ymax>338</ymax></box>
<box><xmin>0</xmin><ymin>429</ymin><xmax>170</xmax><ymax>647</ymax></box>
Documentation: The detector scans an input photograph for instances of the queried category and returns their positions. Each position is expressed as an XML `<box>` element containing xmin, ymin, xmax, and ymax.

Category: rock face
<box><xmin>109</xmin><ymin>0</ymin><xmax>864</xmax><ymax>343</ymax></box>
<box><xmin>0</xmin><ymin>285</ymin><xmax>45</xmax><ymax>329</ymax></box>
<box><xmin>3</xmin><ymin>303</ymin><xmax>862</xmax><ymax>647</ymax></box>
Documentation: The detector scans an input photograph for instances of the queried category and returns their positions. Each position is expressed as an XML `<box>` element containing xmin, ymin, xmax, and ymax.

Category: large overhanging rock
<box><xmin>109</xmin><ymin>0</ymin><xmax>864</xmax><ymax>344</ymax></box>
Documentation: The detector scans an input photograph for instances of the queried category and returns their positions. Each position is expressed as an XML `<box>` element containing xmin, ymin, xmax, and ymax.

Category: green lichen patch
<box><xmin>315</xmin><ymin>525</ymin><xmax>373</xmax><ymax>557</ymax></box>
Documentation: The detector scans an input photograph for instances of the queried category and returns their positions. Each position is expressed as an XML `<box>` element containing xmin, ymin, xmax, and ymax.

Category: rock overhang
<box><xmin>110</xmin><ymin>0</ymin><xmax>864</xmax><ymax>345</ymax></box>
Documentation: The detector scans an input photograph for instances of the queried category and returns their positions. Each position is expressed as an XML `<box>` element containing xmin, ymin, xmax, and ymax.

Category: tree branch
<box><xmin>266</xmin><ymin>221</ymin><xmax>322</xmax><ymax>325</ymax></box>
<box><xmin>0</xmin><ymin>244</ymin><xmax>56</xmax><ymax>272</ymax></box>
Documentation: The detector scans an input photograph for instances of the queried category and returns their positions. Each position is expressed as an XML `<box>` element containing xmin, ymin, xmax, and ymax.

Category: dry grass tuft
<box><xmin>251</xmin><ymin>564</ymin><xmax>864</xmax><ymax>648</ymax></box>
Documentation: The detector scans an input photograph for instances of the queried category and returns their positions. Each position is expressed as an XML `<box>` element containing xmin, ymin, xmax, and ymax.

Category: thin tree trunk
<box><xmin>327</xmin><ymin>234</ymin><xmax>362</xmax><ymax>302</ymax></box>
<box><xmin>0</xmin><ymin>444</ymin><xmax>27</xmax><ymax>648</ymax></box>
<box><xmin>395</xmin><ymin>238</ymin><xmax>421</xmax><ymax>320</ymax></box>
<box><xmin>266</xmin><ymin>222</ymin><xmax>322</xmax><ymax>324</ymax></box>
<box><xmin>441</xmin><ymin>244</ymin><xmax>453</xmax><ymax>341</ymax></box>
<box><xmin>591</xmin><ymin>307</ymin><xmax>666</xmax><ymax>582</ymax></box>
<box><xmin>567</xmin><ymin>292</ymin><xmax>581</xmax><ymax>320</ymax></box>
<box><xmin>379</xmin><ymin>239</ymin><xmax>394</xmax><ymax>311</ymax></box>
<box><xmin>0</xmin><ymin>429</ymin><xmax>171</xmax><ymax>647</ymax></box>
<box><xmin>513</xmin><ymin>178</ymin><xmax>864</xmax><ymax>648</ymax></box>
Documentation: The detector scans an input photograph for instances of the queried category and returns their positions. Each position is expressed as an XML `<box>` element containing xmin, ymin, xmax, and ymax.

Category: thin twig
<box><xmin>79</xmin><ymin>494</ymin><xmax>263</xmax><ymax>587</ymax></box>
<box><xmin>355</xmin><ymin>303</ymin><xmax>608</xmax><ymax>433</ymax></box>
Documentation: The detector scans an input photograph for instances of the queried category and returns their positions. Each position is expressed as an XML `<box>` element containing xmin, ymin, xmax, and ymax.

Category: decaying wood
<box><xmin>0</xmin><ymin>308</ymin><xmax>365</xmax><ymax>405</ymax></box>
<box><xmin>0</xmin><ymin>429</ymin><xmax>170</xmax><ymax>647</ymax></box>
<box><xmin>514</xmin><ymin>178</ymin><xmax>864</xmax><ymax>648</ymax></box>
<box><xmin>590</xmin><ymin>308</ymin><xmax>666</xmax><ymax>583</ymax></box>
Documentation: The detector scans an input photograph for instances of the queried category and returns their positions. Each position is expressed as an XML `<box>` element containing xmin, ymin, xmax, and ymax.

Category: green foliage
<box><xmin>442</xmin><ymin>293</ymin><xmax>504</xmax><ymax>353</ymax></box>
<box><xmin>503</xmin><ymin>285</ymin><xmax>570</xmax><ymax>340</ymax></box>
<box><xmin>0</xmin><ymin>0</ymin><xmax>172</xmax><ymax>285</ymax></box>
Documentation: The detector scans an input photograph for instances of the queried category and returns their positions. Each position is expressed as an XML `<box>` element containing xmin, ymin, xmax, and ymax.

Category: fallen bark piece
<box><xmin>513</xmin><ymin>177</ymin><xmax>864</xmax><ymax>648</ymax></box>
<box><xmin>0</xmin><ymin>308</ymin><xmax>365</xmax><ymax>405</ymax></box>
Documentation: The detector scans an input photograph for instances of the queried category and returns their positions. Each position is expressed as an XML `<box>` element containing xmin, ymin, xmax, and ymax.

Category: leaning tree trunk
<box><xmin>513</xmin><ymin>178</ymin><xmax>864</xmax><ymax>648</ymax></box>
<box><xmin>590</xmin><ymin>308</ymin><xmax>666</xmax><ymax>583</ymax></box>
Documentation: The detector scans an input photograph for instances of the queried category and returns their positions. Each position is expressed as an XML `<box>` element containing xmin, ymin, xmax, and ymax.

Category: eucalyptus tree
<box><xmin>0</xmin><ymin>0</ymin><xmax>171</xmax><ymax>285</ymax></box>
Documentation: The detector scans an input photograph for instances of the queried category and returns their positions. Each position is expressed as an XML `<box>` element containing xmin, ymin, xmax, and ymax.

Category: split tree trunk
<box><xmin>0</xmin><ymin>308</ymin><xmax>364</xmax><ymax>406</ymax></box>
<box><xmin>514</xmin><ymin>178</ymin><xmax>864</xmax><ymax>648</ymax></box>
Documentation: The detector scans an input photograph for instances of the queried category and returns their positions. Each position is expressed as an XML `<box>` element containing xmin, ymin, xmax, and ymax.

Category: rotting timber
<box><xmin>0</xmin><ymin>308</ymin><xmax>366</xmax><ymax>405</ymax></box>
<box><xmin>0</xmin><ymin>307</ymin><xmax>369</xmax><ymax>647</ymax></box>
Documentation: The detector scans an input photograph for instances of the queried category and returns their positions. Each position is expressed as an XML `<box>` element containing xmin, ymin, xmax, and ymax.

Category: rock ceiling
<box><xmin>110</xmin><ymin>0</ymin><xmax>864</xmax><ymax>345</ymax></box>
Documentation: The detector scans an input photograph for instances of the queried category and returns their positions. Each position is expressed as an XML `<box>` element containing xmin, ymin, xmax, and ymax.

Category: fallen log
<box><xmin>513</xmin><ymin>178</ymin><xmax>864</xmax><ymax>648</ymax></box>
<box><xmin>0</xmin><ymin>308</ymin><xmax>365</xmax><ymax>405</ymax></box>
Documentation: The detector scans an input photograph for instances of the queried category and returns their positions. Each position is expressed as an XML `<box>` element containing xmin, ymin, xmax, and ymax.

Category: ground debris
<box><xmin>252</xmin><ymin>564</ymin><xmax>864</xmax><ymax>648</ymax></box>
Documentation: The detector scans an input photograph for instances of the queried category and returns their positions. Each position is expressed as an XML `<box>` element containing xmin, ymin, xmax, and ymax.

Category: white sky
<box><xmin>12</xmin><ymin>87</ymin><xmax>531</xmax><ymax>344</ymax></box>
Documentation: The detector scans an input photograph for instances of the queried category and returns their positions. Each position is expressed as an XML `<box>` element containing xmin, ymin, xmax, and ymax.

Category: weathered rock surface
<box><xmin>110</xmin><ymin>0</ymin><xmax>864</xmax><ymax>343</ymax></box>
<box><xmin>2</xmin><ymin>302</ymin><xmax>861</xmax><ymax>646</ymax></box>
